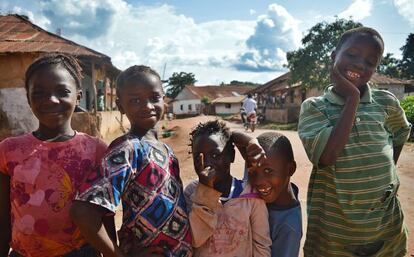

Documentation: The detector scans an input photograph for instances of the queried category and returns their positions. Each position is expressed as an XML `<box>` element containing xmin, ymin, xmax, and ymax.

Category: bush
<box><xmin>401</xmin><ymin>96</ymin><xmax>414</xmax><ymax>124</ymax></box>
<box><xmin>401</xmin><ymin>96</ymin><xmax>414</xmax><ymax>141</ymax></box>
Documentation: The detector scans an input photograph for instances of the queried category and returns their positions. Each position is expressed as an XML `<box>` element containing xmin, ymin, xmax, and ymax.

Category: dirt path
<box><xmin>111</xmin><ymin>116</ymin><xmax>414</xmax><ymax>256</ymax></box>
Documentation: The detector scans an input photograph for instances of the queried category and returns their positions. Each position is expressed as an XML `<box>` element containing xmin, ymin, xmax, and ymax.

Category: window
<box><xmin>180</xmin><ymin>104</ymin><xmax>183</xmax><ymax>110</ymax></box>
<box><xmin>188</xmin><ymin>104</ymin><xmax>192</xmax><ymax>111</ymax></box>
<box><xmin>225</xmin><ymin>103</ymin><xmax>231</xmax><ymax>109</ymax></box>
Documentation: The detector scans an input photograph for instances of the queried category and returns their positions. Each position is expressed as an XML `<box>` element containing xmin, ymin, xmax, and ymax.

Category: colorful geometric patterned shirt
<box><xmin>298</xmin><ymin>85</ymin><xmax>411</xmax><ymax>257</ymax></box>
<box><xmin>76</xmin><ymin>133</ymin><xmax>193</xmax><ymax>257</ymax></box>
<box><xmin>0</xmin><ymin>132</ymin><xmax>107</xmax><ymax>257</ymax></box>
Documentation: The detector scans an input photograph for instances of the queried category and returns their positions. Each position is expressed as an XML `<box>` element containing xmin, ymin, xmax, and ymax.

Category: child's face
<box><xmin>332</xmin><ymin>34</ymin><xmax>383</xmax><ymax>88</ymax></box>
<box><xmin>249</xmin><ymin>151</ymin><xmax>295</xmax><ymax>203</ymax></box>
<box><xmin>192</xmin><ymin>133</ymin><xmax>234</xmax><ymax>180</ymax></box>
<box><xmin>116</xmin><ymin>74</ymin><xmax>164</xmax><ymax>134</ymax></box>
<box><xmin>27</xmin><ymin>65</ymin><xmax>78</xmax><ymax>129</ymax></box>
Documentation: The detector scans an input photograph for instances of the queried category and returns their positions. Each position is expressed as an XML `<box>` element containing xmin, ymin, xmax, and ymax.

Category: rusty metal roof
<box><xmin>0</xmin><ymin>14</ymin><xmax>109</xmax><ymax>59</ymax></box>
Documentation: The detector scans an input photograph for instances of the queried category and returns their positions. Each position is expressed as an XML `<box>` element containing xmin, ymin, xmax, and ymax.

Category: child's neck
<box><xmin>34</xmin><ymin>124</ymin><xmax>75</xmax><ymax>142</ymax></box>
<box><xmin>130</xmin><ymin>126</ymin><xmax>157</xmax><ymax>141</ymax></box>
<box><xmin>272</xmin><ymin>183</ymin><xmax>298</xmax><ymax>208</ymax></box>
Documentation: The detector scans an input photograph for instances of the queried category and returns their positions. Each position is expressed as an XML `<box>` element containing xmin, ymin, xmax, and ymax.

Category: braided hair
<box><xmin>25</xmin><ymin>54</ymin><xmax>83</xmax><ymax>90</ymax></box>
<box><xmin>189</xmin><ymin>120</ymin><xmax>232</xmax><ymax>149</ymax></box>
<box><xmin>116</xmin><ymin>65</ymin><xmax>162</xmax><ymax>97</ymax></box>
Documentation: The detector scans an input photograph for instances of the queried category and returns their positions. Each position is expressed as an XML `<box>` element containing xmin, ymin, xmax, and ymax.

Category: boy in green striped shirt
<box><xmin>298</xmin><ymin>27</ymin><xmax>411</xmax><ymax>256</ymax></box>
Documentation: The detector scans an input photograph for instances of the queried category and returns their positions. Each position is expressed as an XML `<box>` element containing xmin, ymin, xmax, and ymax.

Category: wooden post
<box><xmin>91</xmin><ymin>60</ymin><xmax>97</xmax><ymax>114</ymax></box>
<box><xmin>110</xmin><ymin>78</ymin><xmax>114</xmax><ymax>112</ymax></box>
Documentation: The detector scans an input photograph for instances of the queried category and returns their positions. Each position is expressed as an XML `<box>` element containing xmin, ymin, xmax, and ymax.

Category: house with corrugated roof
<box><xmin>172</xmin><ymin>85</ymin><xmax>252</xmax><ymax>116</ymax></box>
<box><xmin>250</xmin><ymin>71</ymin><xmax>413</xmax><ymax>123</ymax></box>
<box><xmin>0</xmin><ymin>14</ymin><xmax>121</xmax><ymax>140</ymax></box>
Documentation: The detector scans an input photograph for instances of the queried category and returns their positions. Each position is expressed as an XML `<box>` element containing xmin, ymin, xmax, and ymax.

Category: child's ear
<box><xmin>116</xmin><ymin>98</ymin><xmax>125</xmax><ymax>114</ymax></box>
<box><xmin>288</xmin><ymin>161</ymin><xmax>296</xmax><ymax>176</ymax></box>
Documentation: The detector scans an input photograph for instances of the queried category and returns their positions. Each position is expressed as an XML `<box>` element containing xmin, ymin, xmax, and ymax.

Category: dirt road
<box><xmin>112</xmin><ymin>116</ymin><xmax>414</xmax><ymax>256</ymax></box>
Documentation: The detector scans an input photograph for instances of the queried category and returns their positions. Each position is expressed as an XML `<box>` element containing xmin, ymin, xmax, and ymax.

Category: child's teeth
<box><xmin>347</xmin><ymin>71</ymin><xmax>360</xmax><ymax>79</ymax></box>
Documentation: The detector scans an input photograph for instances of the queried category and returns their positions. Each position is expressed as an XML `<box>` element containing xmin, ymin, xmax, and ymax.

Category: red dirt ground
<box><xmin>110</xmin><ymin>116</ymin><xmax>414</xmax><ymax>256</ymax></box>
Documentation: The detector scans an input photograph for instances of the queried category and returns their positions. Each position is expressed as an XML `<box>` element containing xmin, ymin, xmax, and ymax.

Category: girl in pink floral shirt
<box><xmin>0</xmin><ymin>54</ymin><xmax>107</xmax><ymax>257</ymax></box>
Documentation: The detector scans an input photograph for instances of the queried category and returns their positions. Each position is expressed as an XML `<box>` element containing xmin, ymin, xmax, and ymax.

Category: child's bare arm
<box><xmin>393</xmin><ymin>145</ymin><xmax>404</xmax><ymax>164</ymax></box>
<box><xmin>231</xmin><ymin>131</ymin><xmax>266</xmax><ymax>166</ymax></box>
<box><xmin>0</xmin><ymin>173</ymin><xmax>11</xmax><ymax>257</ymax></box>
<box><xmin>70</xmin><ymin>201</ymin><xmax>124</xmax><ymax>257</ymax></box>
<box><xmin>319</xmin><ymin>64</ymin><xmax>360</xmax><ymax>166</ymax></box>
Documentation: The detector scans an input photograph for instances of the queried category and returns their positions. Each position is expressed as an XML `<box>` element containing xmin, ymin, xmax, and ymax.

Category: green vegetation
<box><xmin>165</xmin><ymin>72</ymin><xmax>197</xmax><ymax>99</ymax></box>
<box><xmin>258</xmin><ymin>122</ymin><xmax>298</xmax><ymax>131</ymax></box>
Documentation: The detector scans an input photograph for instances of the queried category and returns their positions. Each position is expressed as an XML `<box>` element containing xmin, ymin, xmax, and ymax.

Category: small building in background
<box><xmin>211</xmin><ymin>95</ymin><xmax>246</xmax><ymax>116</ymax></box>
<box><xmin>0</xmin><ymin>14</ymin><xmax>121</xmax><ymax>140</ymax></box>
<box><xmin>250</xmin><ymin>71</ymin><xmax>413</xmax><ymax>124</ymax></box>
<box><xmin>172</xmin><ymin>85</ymin><xmax>252</xmax><ymax>117</ymax></box>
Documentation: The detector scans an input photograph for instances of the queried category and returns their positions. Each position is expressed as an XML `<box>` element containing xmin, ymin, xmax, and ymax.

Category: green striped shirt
<box><xmin>298</xmin><ymin>85</ymin><xmax>411</xmax><ymax>257</ymax></box>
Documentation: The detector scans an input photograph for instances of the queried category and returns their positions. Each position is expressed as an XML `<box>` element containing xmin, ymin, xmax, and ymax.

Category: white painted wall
<box><xmin>172</xmin><ymin>99</ymin><xmax>201</xmax><ymax>115</ymax></box>
<box><xmin>215</xmin><ymin>103</ymin><xmax>242</xmax><ymax>115</ymax></box>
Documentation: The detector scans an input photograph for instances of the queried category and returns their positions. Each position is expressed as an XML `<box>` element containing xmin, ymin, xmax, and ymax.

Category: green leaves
<box><xmin>286</xmin><ymin>18</ymin><xmax>362</xmax><ymax>90</ymax></box>
<box><xmin>165</xmin><ymin>72</ymin><xmax>197</xmax><ymax>99</ymax></box>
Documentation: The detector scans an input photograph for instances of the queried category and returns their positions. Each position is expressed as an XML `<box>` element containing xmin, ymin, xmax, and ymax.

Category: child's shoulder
<box><xmin>0</xmin><ymin>133</ymin><xmax>33</xmax><ymax>147</ymax></box>
<box><xmin>75</xmin><ymin>132</ymin><xmax>106</xmax><ymax>145</ymax></box>
<box><xmin>371</xmin><ymin>88</ymin><xmax>400</xmax><ymax>106</ymax></box>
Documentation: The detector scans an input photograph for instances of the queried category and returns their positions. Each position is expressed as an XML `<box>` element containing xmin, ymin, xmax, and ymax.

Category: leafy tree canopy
<box><xmin>286</xmin><ymin>18</ymin><xmax>362</xmax><ymax>89</ymax></box>
<box><xmin>165</xmin><ymin>72</ymin><xmax>197</xmax><ymax>99</ymax></box>
<box><xmin>400</xmin><ymin>33</ymin><xmax>414</xmax><ymax>79</ymax></box>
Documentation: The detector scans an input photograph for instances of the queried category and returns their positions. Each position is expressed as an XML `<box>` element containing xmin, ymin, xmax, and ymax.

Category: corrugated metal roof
<box><xmin>211</xmin><ymin>95</ymin><xmax>246</xmax><ymax>104</ymax></box>
<box><xmin>0</xmin><ymin>14</ymin><xmax>108</xmax><ymax>59</ymax></box>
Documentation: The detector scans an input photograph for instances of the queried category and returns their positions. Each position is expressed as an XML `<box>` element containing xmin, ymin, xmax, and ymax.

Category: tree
<box><xmin>286</xmin><ymin>18</ymin><xmax>362</xmax><ymax>89</ymax></box>
<box><xmin>229</xmin><ymin>80</ymin><xmax>261</xmax><ymax>87</ymax></box>
<box><xmin>399</xmin><ymin>33</ymin><xmax>414</xmax><ymax>79</ymax></box>
<box><xmin>378</xmin><ymin>53</ymin><xmax>401</xmax><ymax>78</ymax></box>
<box><xmin>165</xmin><ymin>72</ymin><xmax>197</xmax><ymax>99</ymax></box>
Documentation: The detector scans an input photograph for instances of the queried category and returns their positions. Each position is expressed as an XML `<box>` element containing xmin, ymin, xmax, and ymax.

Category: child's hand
<box><xmin>331</xmin><ymin>63</ymin><xmax>360</xmax><ymax>100</ymax></box>
<box><xmin>246</xmin><ymin>138</ymin><xmax>266</xmax><ymax>168</ymax></box>
<box><xmin>195</xmin><ymin>153</ymin><xmax>217</xmax><ymax>188</ymax></box>
<box><xmin>127</xmin><ymin>246</ymin><xmax>165</xmax><ymax>257</ymax></box>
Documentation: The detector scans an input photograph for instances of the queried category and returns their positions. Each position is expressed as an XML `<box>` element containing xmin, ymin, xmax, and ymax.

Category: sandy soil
<box><xmin>110</xmin><ymin>115</ymin><xmax>414</xmax><ymax>256</ymax></box>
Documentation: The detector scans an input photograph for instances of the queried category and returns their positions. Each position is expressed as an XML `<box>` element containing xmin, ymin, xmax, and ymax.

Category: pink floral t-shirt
<box><xmin>0</xmin><ymin>132</ymin><xmax>107</xmax><ymax>257</ymax></box>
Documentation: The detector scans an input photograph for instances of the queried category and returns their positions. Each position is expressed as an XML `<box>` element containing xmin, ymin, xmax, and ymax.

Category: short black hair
<box><xmin>336</xmin><ymin>26</ymin><xmax>384</xmax><ymax>54</ymax></box>
<box><xmin>25</xmin><ymin>53</ymin><xmax>83</xmax><ymax>90</ymax></box>
<box><xmin>116</xmin><ymin>65</ymin><xmax>162</xmax><ymax>97</ymax></box>
<box><xmin>189</xmin><ymin>120</ymin><xmax>232</xmax><ymax>149</ymax></box>
<box><xmin>257</xmin><ymin>132</ymin><xmax>294</xmax><ymax>162</ymax></box>
<box><xmin>247</xmin><ymin>93</ymin><xmax>252</xmax><ymax>98</ymax></box>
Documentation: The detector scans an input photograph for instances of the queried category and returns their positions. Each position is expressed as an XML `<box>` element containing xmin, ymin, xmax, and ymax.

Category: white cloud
<box><xmin>2</xmin><ymin>0</ymin><xmax>294</xmax><ymax>84</ymax></box>
<box><xmin>234</xmin><ymin>4</ymin><xmax>301</xmax><ymax>72</ymax></box>
<box><xmin>338</xmin><ymin>0</ymin><xmax>373</xmax><ymax>21</ymax></box>
<box><xmin>394</xmin><ymin>0</ymin><xmax>414</xmax><ymax>27</ymax></box>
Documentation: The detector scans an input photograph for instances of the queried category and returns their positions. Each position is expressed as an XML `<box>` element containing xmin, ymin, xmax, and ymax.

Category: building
<box><xmin>0</xmin><ymin>14</ymin><xmax>121</xmax><ymax>140</ymax></box>
<box><xmin>172</xmin><ymin>85</ymin><xmax>252</xmax><ymax>116</ymax></box>
<box><xmin>250</xmin><ymin>71</ymin><xmax>413</xmax><ymax>123</ymax></box>
<box><xmin>211</xmin><ymin>95</ymin><xmax>246</xmax><ymax>116</ymax></box>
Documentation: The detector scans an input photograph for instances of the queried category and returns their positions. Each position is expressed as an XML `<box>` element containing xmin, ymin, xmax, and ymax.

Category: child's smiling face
<box><xmin>249</xmin><ymin>150</ymin><xmax>295</xmax><ymax>204</ymax></box>
<box><xmin>27</xmin><ymin>65</ymin><xmax>78</xmax><ymax>130</ymax></box>
<box><xmin>332</xmin><ymin>34</ymin><xmax>383</xmax><ymax>88</ymax></box>
<box><xmin>116</xmin><ymin>73</ymin><xmax>164</xmax><ymax>135</ymax></box>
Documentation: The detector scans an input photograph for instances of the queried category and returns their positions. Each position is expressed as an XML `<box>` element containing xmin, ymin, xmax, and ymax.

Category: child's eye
<box><xmin>58</xmin><ymin>89</ymin><xmax>71</xmax><ymax>97</ymax></box>
<box><xmin>151</xmin><ymin>94</ymin><xmax>162</xmax><ymax>102</ymax></box>
<box><xmin>263</xmin><ymin>168</ymin><xmax>273</xmax><ymax>174</ymax></box>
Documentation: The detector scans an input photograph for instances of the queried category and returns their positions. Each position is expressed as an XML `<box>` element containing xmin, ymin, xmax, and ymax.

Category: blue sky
<box><xmin>1</xmin><ymin>0</ymin><xmax>413</xmax><ymax>84</ymax></box>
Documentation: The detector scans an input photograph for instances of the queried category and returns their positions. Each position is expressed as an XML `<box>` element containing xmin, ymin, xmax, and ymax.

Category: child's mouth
<box><xmin>257</xmin><ymin>187</ymin><xmax>272</xmax><ymax>196</ymax></box>
<box><xmin>346</xmin><ymin>71</ymin><xmax>361</xmax><ymax>80</ymax></box>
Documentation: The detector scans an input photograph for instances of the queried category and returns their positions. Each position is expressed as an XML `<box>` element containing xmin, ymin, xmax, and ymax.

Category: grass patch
<box><xmin>258</xmin><ymin>122</ymin><xmax>298</xmax><ymax>131</ymax></box>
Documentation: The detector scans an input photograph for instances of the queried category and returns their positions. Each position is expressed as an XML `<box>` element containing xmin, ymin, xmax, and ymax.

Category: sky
<box><xmin>1</xmin><ymin>0</ymin><xmax>413</xmax><ymax>85</ymax></box>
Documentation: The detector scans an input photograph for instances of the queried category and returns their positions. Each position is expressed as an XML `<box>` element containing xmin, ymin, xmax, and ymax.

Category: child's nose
<box><xmin>48</xmin><ymin>94</ymin><xmax>60</xmax><ymax>103</ymax></box>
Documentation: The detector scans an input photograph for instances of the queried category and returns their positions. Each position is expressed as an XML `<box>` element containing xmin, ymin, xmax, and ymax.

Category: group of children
<box><xmin>0</xmin><ymin>26</ymin><xmax>410</xmax><ymax>257</ymax></box>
